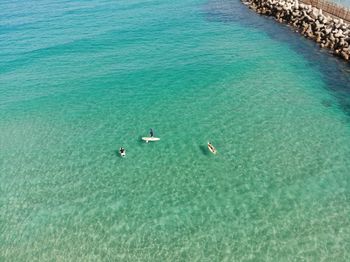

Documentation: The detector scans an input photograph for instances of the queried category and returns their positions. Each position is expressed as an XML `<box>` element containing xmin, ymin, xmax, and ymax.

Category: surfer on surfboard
<box><xmin>142</xmin><ymin>128</ymin><xmax>160</xmax><ymax>143</ymax></box>
<box><xmin>207</xmin><ymin>142</ymin><xmax>217</xmax><ymax>154</ymax></box>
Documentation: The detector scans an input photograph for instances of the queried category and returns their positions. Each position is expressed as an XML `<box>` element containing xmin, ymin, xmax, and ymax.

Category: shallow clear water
<box><xmin>1</xmin><ymin>0</ymin><xmax>350</xmax><ymax>260</ymax></box>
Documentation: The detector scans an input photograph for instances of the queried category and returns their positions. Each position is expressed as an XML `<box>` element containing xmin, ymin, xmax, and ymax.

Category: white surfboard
<box><xmin>142</xmin><ymin>137</ymin><xmax>160</xmax><ymax>142</ymax></box>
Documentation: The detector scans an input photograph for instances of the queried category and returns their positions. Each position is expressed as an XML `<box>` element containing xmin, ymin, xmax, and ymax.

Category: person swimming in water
<box><xmin>119</xmin><ymin>147</ymin><xmax>126</xmax><ymax>156</ymax></box>
<box><xmin>207</xmin><ymin>142</ymin><xmax>217</xmax><ymax>154</ymax></box>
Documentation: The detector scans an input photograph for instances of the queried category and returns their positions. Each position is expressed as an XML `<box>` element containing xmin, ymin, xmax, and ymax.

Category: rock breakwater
<box><xmin>242</xmin><ymin>0</ymin><xmax>350</xmax><ymax>61</ymax></box>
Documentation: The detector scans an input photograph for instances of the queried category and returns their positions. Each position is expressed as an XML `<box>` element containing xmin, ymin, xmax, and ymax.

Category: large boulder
<box><xmin>325</xmin><ymin>26</ymin><xmax>332</xmax><ymax>35</ymax></box>
<box><xmin>294</xmin><ymin>0</ymin><xmax>299</xmax><ymax>10</ymax></box>
<box><xmin>341</xmin><ymin>50</ymin><xmax>349</xmax><ymax>60</ymax></box>
<box><xmin>334</xmin><ymin>29</ymin><xmax>344</xmax><ymax>38</ymax></box>
<box><xmin>315</xmin><ymin>31</ymin><xmax>322</xmax><ymax>42</ymax></box>
<box><xmin>306</xmin><ymin>26</ymin><xmax>315</xmax><ymax>38</ymax></box>
<box><xmin>315</xmin><ymin>20</ymin><xmax>324</xmax><ymax>31</ymax></box>
<box><xmin>310</xmin><ymin>7</ymin><xmax>319</xmax><ymax>20</ymax></box>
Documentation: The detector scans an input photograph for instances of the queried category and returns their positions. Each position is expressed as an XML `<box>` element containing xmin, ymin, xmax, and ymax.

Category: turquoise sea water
<box><xmin>1</xmin><ymin>0</ymin><xmax>350</xmax><ymax>260</ymax></box>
